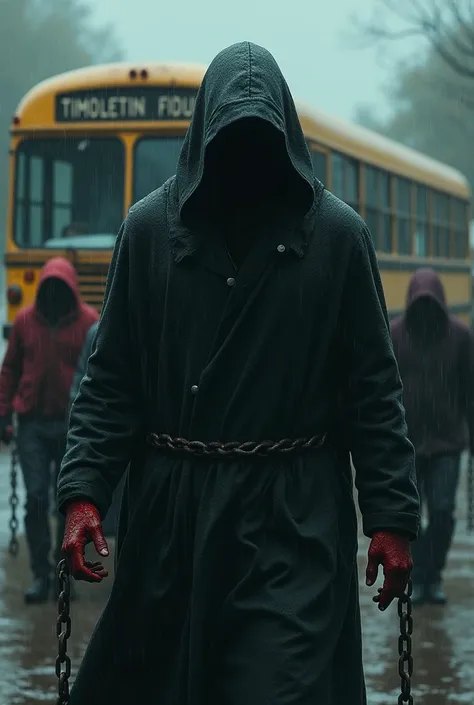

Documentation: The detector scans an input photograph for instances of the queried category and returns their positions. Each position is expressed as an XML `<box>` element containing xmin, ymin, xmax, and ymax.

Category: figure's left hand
<box><xmin>365</xmin><ymin>531</ymin><xmax>412</xmax><ymax>611</ymax></box>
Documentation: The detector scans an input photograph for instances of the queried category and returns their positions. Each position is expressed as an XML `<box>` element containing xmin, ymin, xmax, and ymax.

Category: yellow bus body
<box><xmin>4</xmin><ymin>61</ymin><xmax>471</xmax><ymax>336</ymax></box>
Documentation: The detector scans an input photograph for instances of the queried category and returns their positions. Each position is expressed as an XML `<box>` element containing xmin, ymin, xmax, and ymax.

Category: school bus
<box><xmin>299</xmin><ymin>107</ymin><xmax>472</xmax><ymax>324</ymax></box>
<box><xmin>4</xmin><ymin>61</ymin><xmax>471</xmax><ymax>338</ymax></box>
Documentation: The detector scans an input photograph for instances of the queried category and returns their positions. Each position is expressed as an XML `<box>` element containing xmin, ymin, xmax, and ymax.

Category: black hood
<box><xmin>404</xmin><ymin>268</ymin><xmax>449</xmax><ymax>342</ymax></box>
<box><xmin>176</xmin><ymin>42</ymin><xmax>316</xmax><ymax>225</ymax></box>
<box><xmin>405</xmin><ymin>267</ymin><xmax>447</xmax><ymax>314</ymax></box>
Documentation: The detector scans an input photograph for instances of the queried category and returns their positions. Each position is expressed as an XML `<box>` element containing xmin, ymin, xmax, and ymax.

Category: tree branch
<box><xmin>431</xmin><ymin>38</ymin><xmax>474</xmax><ymax>77</ymax></box>
<box><xmin>440</xmin><ymin>0</ymin><xmax>474</xmax><ymax>57</ymax></box>
<box><xmin>357</xmin><ymin>0</ymin><xmax>474</xmax><ymax>82</ymax></box>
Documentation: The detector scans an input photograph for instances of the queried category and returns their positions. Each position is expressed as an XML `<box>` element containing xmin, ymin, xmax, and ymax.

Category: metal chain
<box><xmin>397</xmin><ymin>579</ymin><xmax>414</xmax><ymax>705</ymax></box>
<box><xmin>8</xmin><ymin>441</ymin><xmax>20</xmax><ymax>557</ymax></box>
<box><xmin>146</xmin><ymin>432</ymin><xmax>326</xmax><ymax>458</ymax></box>
<box><xmin>468</xmin><ymin>455</ymin><xmax>473</xmax><ymax>534</ymax></box>
<box><xmin>56</xmin><ymin>559</ymin><xmax>72</xmax><ymax>705</ymax></box>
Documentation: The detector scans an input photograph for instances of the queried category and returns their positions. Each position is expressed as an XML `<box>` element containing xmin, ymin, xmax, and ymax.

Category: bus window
<box><xmin>16</xmin><ymin>152</ymin><xmax>25</xmax><ymax>200</ymax></box>
<box><xmin>433</xmin><ymin>192</ymin><xmax>450</xmax><ymax>257</ymax></box>
<box><xmin>331</xmin><ymin>153</ymin><xmax>344</xmax><ymax>199</ymax></box>
<box><xmin>310</xmin><ymin>149</ymin><xmax>327</xmax><ymax>183</ymax></box>
<box><xmin>379</xmin><ymin>171</ymin><xmax>392</xmax><ymax>253</ymax></box>
<box><xmin>415</xmin><ymin>185</ymin><xmax>429</xmax><ymax>257</ymax></box>
<box><xmin>29</xmin><ymin>157</ymin><xmax>44</xmax><ymax>247</ymax></box>
<box><xmin>14</xmin><ymin>137</ymin><xmax>124</xmax><ymax>248</ymax></box>
<box><xmin>53</xmin><ymin>161</ymin><xmax>73</xmax><ymax>240</ymax></box>
<box><xmin>345</xmin><ymin>159</ymin><xmax>358</xmax><ymax>211</ymax></box>
<box><xmin>30</xmin><ymin>157</ymin><xmax>43</xmax><ymax>200</ymax></box>
<box><xmin>396</xmin><ymin>178</ymin><xmax>412</xmax><ymax>255</ymax></box>
<box><xmin>365</xmin><ymin>166</ymin><xmax>380</xmax><ymax>250</ymax></box>
<box><xmin>133</xmin><ymin>136</ymin><xmax>185</xmax><ymax>204</ymax></box>
<box><xmin>365</xmin><ymin>166</ymin><xmax>392</xmax><ymax>252</ymax></box>
<box><xmin>453</xmin><ymin>198</ymin><xmax>468</xmax><ymax>258</ymax></box>
<box><xmin>331</xmin><ymin>153</ymin><xmax>359</xmax><ymax>211</ymax></box>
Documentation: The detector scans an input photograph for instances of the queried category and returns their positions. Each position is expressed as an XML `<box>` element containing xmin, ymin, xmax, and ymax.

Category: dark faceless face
<box><xmin>406</xmin><ymin>296</ymin><xmax>447</xmax><ymax>339</ymax></box>
<box><xmin>36</xmin><ymin>278</ymin><xmax>76</xmax><ymax>324</ymax></box>
<box><xmin>204</xmin><ymin>117</ymin><xmax>290</xmax><ymax>204</ymax></box>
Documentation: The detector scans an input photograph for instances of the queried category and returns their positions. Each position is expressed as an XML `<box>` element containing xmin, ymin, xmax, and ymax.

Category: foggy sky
<box><xmin>90</xmin><ymin>0</ymin><xmax>406</xmax><ymax>122</ymax></box>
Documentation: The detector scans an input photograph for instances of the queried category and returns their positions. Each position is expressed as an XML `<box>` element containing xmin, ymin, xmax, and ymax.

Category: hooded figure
<box><xmin>0</xmin><ymin>257</ymin><xmax>98</xmax><ymax>603</ymax></box>
<box><xmin>390</xmin><ymin>268</ymin><xmax>474</xmax><ymax>606</ymax></box>
<box><xmin>57</xmin><ymin>43</ymin><xmax>419</xmax><ymax>705</ymax></box>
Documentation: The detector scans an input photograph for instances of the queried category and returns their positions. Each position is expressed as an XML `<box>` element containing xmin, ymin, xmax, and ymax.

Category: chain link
<box><xmin>8</xmin><ymin>442</ymin><xmax>19</xmax><ymax>557</ymax></box>
<box><xmin>56</xmin><ymin>559</ymin><xmax>72</xmax><ymax>705</ymax></box>
<box><xmin>397</xmin><ymin>578</ymin><xmax>414</xmax><ymax>704</ymax></box>
<box><xmin>146</xmin><ymin>432</ymin><xmax>327</xmax><ymax>458</ymax></box>
<box><xmin>468</xmin><ymin>455</ymin><xmax>473</xmax><ymax>534</ymax></box>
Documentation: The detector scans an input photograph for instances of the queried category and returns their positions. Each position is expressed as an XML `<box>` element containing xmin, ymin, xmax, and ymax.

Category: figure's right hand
<box><xmin>62</xmin><ymin>500</ymin><xmax>109</xmax><ymax>582</ymax></box>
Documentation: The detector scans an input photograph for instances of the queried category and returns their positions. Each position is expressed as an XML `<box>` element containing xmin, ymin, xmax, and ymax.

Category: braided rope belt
<box><xmin>146</xmin><ymin>432</ymin><xmax>327</xmax><ymax>458</ymax></box>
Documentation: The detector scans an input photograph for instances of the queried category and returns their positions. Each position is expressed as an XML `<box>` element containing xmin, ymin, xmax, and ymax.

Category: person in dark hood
<box><xmin>391</xmin><ymin>268</ymin><xmax>474</xmax><ymax>606</ymax></box>
<box><xmin>0</xmin><ymin>257</ymin><xmax>98</xmax><ymax>603</ymax></box>
<box><xmin>57</xmin><ymin>43</ymin><xmax>419</xmax><ymax>705</ymax></box>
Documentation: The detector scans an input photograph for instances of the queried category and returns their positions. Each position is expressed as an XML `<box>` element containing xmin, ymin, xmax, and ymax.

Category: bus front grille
<box><xmin>75</xmin><ymin>264</ymin><xmax>109</xmax><ymax>312</ymax></box>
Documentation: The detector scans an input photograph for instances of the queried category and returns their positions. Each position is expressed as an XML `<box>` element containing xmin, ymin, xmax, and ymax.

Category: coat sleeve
<box><xmin>0</xmin><ymin>317</ymin><xmax>23</xmax><ymax>418</ymax></box>
<box><xmin>57</xmin><ymin>220</ymin><xmax>142</xmax><ymax>518</ymax></box>
<box><xmin>340</xmin><ymin>226</ymin><xmax>420</xmax><ymax>540</ymax></box>
<box><xmin>69</xmin><ymin>322</ymin><xmax>98</xmax><ymax>405</ymax></box>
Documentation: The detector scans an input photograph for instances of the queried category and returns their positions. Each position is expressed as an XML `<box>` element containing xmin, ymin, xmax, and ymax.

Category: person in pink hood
<box><xmin>0</xmin><ymin>257</ymin><xmax>98</xmax><ymax>603</ymax></box>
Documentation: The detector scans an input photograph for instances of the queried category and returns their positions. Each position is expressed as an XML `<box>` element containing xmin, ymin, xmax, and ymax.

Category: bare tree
<box><xmin>354</xmin><ymin>46</ymin><xmax>474</xmax><ymax>189</ymax></box>
<box><xmin>359</xmin><ymin>0</ymin><xmax>474</xmax><ymax>80</ymax></box>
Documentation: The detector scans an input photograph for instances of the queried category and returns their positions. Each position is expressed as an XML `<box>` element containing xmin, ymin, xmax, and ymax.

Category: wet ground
<box><xmin>358</xmin><ymin>457</ymin><xmax>474</xmax><ymax>704</ymax></box>
<box><xmin>0</xmin><ymin>446</ymin><xmax>473</xmax><ymax>704</ymax></box>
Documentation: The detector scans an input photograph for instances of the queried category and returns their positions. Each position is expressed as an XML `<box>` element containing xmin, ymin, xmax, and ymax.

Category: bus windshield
<box><xmin>14</xmin><ymin>137</ymin><xmax>124</xmax><ymax>249</ymax></box>
<box><xmin>133</xmin><ymin>136</ymin><xmax>185</xmax><ymax>204</ymax></box>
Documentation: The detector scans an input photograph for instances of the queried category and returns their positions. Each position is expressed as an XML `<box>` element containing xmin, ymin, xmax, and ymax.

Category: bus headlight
<box><xmin>7</xmin><ymin>285</ymin><xmax>23</xmax><ymax>306</ymax></box>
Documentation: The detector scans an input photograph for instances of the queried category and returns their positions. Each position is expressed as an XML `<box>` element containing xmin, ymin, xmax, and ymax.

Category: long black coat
<box><xmin>57</xmin><ymin>41</ymin><xmax>420</xmax><ymax>705</ymax></box>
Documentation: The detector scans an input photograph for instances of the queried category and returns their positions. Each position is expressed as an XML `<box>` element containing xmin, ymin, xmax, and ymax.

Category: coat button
<box><xmin>227</xmin><ymin>277</ymin><xmax>236</xmax><ymax>287</ymax></box>
<box><xmin>277</xmin><ymin>244</ymin><xmax>286</xmax><ymax>253</ymax></box>
<box><xmin>191</xmin><ymin>385</ymin><xmax>199</xmax><ymax>395</ymax></box>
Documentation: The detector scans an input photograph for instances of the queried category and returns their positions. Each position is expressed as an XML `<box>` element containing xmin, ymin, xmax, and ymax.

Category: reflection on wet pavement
<box><xmin>0</xmin><ymin>446</ymin><xmax>114</xmax><ymax>705</ymax></box>
<box><xmin>359</xmin><ymin>546</ymin><xmax>474</xmax><ymax>703</ymax></box>
<box><xmin>0</xmin><ymin>534</ymin><xmax>114</xmax><ymax>704</ymax></box>
<box><xmin>358</xmin><ymin>454</ymin><xmax>474</xmax><ymax>704</ymax></box>
<box><xmin>0</xmin><ymin>448</ymin><xmax>473</xmax><ymax>704</ymax></box>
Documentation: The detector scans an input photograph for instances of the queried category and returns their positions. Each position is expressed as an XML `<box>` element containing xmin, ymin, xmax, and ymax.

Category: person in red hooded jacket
<box><xmin>0</xmin><ymin>257</ymin><xmax>98</xmax><ymax>603</ymax></box>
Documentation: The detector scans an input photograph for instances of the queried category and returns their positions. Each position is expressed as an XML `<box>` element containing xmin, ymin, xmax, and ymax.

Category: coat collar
<box><xmin>168</xmin><ymin>179</ymin><xmax>321</xmax><ymax>269</ymax></box>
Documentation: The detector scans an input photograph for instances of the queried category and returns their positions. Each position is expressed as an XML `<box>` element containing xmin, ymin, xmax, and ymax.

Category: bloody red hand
<box><xmin>366</xmin><ymin>531</ymin><xmax>412</xmax><ymax>611</ymax></box>
<box><xmin>62</xmin><ymin>500</ymin><xmax>109</xmax><ymax>583</ymax></box>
